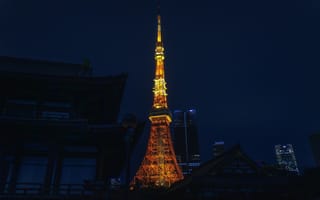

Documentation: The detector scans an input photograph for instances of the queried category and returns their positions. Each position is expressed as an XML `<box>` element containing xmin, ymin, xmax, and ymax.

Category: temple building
<box><xmin>0</xmin><ymin>56</ymin><xmax>144</xmax><ymax>199</ymax></box>
<box><xmin>168</xmin><ymin>145</ymin><xmax>303</xmax><ymax>200</ymax></box>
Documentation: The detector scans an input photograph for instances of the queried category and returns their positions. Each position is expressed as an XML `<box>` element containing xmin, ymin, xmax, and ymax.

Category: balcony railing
<box><xmin>0</xmin><ymin>182</ymin><xmax>109</xmax><ymax>199</ymax></box>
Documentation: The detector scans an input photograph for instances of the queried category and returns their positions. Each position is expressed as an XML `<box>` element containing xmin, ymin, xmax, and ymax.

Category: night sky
<box><xmin>0</xmin><ymin>0</ymin><xmax>319</xmax><ymax>169</ymax></box>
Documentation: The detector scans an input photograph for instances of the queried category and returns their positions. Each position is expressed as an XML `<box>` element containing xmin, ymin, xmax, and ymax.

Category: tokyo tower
<box><xmin>130</xmin><ymin>14</ymin><xmax>184</xmax><ymax>189</ymax></box>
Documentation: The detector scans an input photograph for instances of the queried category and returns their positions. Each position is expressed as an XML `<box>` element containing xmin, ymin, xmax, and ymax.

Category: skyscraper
<box><xmin>309</xmin><ymin>133</ymin><xmax>320</xmax><ymax>166</ymax></box>
<box><xmin>212</xmin><ymin>141</ymin><xmax>225</xmax><ymax>158</ymax></box>
<box><xmin>130</xmin><ymin>14</ymin><xmax>183</xmax><ymax>189</ymax></box>
<box><xmin>172</xmin><ymin>109</ymin><xmax>201</xmax><ymax>175</ymax></box>
<box><xmin>275</xmin><ymin>144</ymin><xmax>299</xmax><ymax>174</ymax></box>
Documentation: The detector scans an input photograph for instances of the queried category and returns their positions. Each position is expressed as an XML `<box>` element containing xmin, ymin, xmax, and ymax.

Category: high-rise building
<box><xmin>212</xmin><ymin>141</ymin><xmax>225</xmax><ymax>158</ymax></box>
<box><xmin>309</xmin><ymin>133</ymin><xmax>320</xmax><ymax>166</ymax></box>
<box><xmin>172</xmin><ymin>109</ymin><xmax>200</xmax><ymax>175</ymax></box>
<box><xmin>130</xmin><ymin>13</ymin><xmax>183</xmax><ymax>189</ymax></box>
<box><xmin>275</xmin><ymin>144</ymin><xmax>299</xmax><ymax>174</ymax></box>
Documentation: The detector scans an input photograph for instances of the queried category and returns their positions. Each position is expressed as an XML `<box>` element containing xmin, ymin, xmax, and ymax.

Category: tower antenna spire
<box><xmin>157</xmin><ymin>0</ymin><xmax>161</xmax><ymax>15</ymax></box>
<box><xmin>156</xmin><ymin>0</ymin><xmax>162</xmax><ymax>44</ymax></box>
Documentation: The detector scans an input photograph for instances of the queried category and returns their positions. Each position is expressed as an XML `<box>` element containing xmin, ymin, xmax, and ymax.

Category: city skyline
<box><xmin>0</xmin><ymin>0</ymin><xmax>319</xmax><ymax>168</ymax></box>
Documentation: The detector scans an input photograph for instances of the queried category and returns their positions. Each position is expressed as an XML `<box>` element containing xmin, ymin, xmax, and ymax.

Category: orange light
<box><xmin>130</xmin><ymin>13</ymin><xmax>183</xmax><ymax>189</ymax></box>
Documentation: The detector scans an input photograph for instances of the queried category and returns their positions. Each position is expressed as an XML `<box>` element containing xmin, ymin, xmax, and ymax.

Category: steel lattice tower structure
<box><xmin>130</xmin><ymin>14</ymin><xmax>184</xmax><ymax>189</ymax></box>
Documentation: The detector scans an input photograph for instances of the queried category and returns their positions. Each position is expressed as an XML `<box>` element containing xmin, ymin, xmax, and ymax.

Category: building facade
<box><xmin>275</xmin><ymin>144</ymin><xmax>299</xmax><ymax>174</ymax></box>
<box><xmin>172</xmin><ymin>109</ymin><xmax>201</xmax><ymax>175</ymax></box>
<box><xmin>0</xmin><ymin>56</ymin><xmax>144</xmax><ymax>199</ymax></box>
<box><xmin>212</xmin><ymin>141</ymin><xmax>225</xmax><ymax>158</ymax></box>
<box><xmin>309</xmin><ymin>133</ymin><xmax>320</xmax><ymax>166</ymax></box>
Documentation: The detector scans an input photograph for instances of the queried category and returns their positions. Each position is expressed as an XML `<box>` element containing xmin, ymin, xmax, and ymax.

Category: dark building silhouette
<box><xmin>172</xmin><ymin>109</ymin><xmax>200</xmax><ymax>175</ymax></box>
<box><xmin>167</xmin><ymin>145</ymin><xmax>305</xmax><ymax>200</ymax></box>
<box><xmin>0</xmin><ymin>56</ymin><xmax>144</xmax><ymax>199</ymax></box>
<box><xmin>309</xmin><ymin>133</ymin><xmax>320</xmax><ymax>166</ymax></box>
<box><xmin>128</xmin><ymin>146</ymin><xmax>319</xmax><ymax>200</ymax></box>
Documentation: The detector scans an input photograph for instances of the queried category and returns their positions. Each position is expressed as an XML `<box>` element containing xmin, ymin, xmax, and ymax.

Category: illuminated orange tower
<box><xmin>130</xmin><ymin>14</ymin><xmax>184</xmax><ymax>188</ymax></box>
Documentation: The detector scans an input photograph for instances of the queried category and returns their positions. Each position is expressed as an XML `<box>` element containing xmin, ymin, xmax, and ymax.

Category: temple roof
<box><xmin>0</xmin><ymin>56</ymin><xmax>127</xmax><ymax>124</ymax></box>
<box><xmin>0</xmin><ymin>56</ymin><xmax>93</xmax><ymax>76</ymax></box>
<box><xmin>169</xmin><ymin>144</ymin><xmax>290</xmax><ymax>191</ymax></box>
